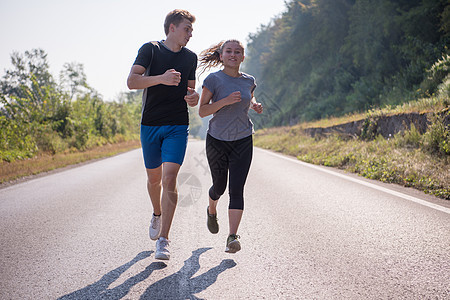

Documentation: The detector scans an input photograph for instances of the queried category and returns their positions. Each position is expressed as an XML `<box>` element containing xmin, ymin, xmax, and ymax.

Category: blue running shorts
<box><xmin>140</xmin><ymin>125</ymin><xmax>189</xmax><ymax>169</ymax></box>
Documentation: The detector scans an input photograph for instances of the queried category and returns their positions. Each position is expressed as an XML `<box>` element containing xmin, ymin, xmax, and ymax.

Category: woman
<box><xmin>198</xmin><ymin>39</ymin><xmax>263</xmax><ymax>253</ymax></box>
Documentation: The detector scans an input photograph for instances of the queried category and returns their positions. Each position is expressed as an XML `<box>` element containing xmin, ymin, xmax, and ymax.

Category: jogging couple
<box><xmin>127</xmin><ymin>9</ymin><xmax>263</xmax><ymax>260</ymax></box>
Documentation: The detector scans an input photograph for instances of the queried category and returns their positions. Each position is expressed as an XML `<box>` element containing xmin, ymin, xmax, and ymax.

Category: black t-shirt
<box><xmin>133</xmin><ymin>41</ymin><xmax>197</xmax><ymax>126</ymax></box>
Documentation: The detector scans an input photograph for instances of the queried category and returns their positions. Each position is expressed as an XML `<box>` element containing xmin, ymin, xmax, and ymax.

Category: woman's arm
<box><xmin>198</xmin><ymin>87</ymin><xmax>241</xmax><ymax>118</ymax></box>
<box><xmin>250</xmin><ymin>92</ymin><xmax>263</xmax><ymax>114</ymax></box>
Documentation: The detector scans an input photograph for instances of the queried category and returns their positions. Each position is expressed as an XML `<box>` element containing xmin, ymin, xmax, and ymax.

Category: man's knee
<box><xmin>146</xmin><ymin>176</ymin><xmax>161</xmax><ymax>188</ymax></box>
<box><xmin>161</xmin><ymin>162</ymin><xmax>180</xmax><ymax>190</ymax></box>
<box><xmin>147</xmin><ymin>168</ymin><xmax>162</xmax><ymax>186</ymax></box>
<box><xmin>162</xmin><ymin>173</ymin><xmax>178</xmax><ymax>190</ymax></box>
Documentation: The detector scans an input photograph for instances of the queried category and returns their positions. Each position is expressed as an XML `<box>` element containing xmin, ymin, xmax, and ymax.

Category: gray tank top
<box><xmin>202</xmin><ymin>70</ymin><xmax>256</xmax><ymax>141</ymax></box>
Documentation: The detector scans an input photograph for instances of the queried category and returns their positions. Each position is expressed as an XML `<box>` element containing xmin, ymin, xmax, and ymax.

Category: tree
<box><xmin>59</xmin><ymin>62</ymin><xmax>91</xmax><ymax>100</ymax></box>
<box><xmin>243</xmin><ymin>0</ymin><xmax>449</xmax><ymax>126</ymax></box>
<box><xmin>0</xmin><ymin>48</ymin><xmax>55</xmax><ymax>100</ymax></box>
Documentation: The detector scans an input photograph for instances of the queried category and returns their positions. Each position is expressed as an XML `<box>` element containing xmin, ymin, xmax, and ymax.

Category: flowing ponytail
<box><xmin>198</xmin><ymin>39</ymin><xmax>244</xmax><ymax>75</ymax></box>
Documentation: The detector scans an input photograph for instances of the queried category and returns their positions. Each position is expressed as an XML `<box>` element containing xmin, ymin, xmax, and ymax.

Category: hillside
<box><xmin>304</xmin><ymin>108</ymin><xmax>450</xmax><ymax>139</ymax></box>
<box><xmin>243</xmin><ymin>0</ymin><xmax>449</xmax><ymax>126</ymax></box>
<box><xmin>253</xmin><ymin>96</ymin><xmax>450</xmax><ymax>200</ymax></box>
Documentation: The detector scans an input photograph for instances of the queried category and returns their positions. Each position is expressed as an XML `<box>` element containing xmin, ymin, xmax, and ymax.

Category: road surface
<box><xmin>1</xmin><ymin>140</ymin><xmax>449</xmax><ymax>299</ymax></box>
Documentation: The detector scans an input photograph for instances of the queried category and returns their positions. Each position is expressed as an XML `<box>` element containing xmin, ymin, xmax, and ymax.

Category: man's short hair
<box><xmin>164</xmin><ymin>9</ymin><xmax>196</xmax><ymax>35</ymax></box>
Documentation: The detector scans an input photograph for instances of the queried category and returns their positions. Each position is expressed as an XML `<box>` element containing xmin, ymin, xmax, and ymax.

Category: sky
<box><xmin>0</xmin><ymin>0</ymin><xmax>288</xmax><ymax>101</ymax></box>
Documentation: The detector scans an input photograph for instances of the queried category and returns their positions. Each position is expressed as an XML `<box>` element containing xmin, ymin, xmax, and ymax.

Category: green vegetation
<box><xmin>246</xmin><ymin>0</ymin><xmax>449</xmax><ymax>200</ymax></box>
<box><xmin>0</xmin><ymin>48</ymin><xmax>203</xmax><ymax>182</ymax></box>
<box><xmin>0</xmin><ymin>49</ymin><xmax>142</xmax><ymax>163</ymax></box>
<box><xmin>2</xmin><ymin>0</ymin><xmax>449</xmax><ymax>199</ymax></box>
<box><xmin>254</xmin><ymin>93</ymin><xmax>450</xmax><ymax>200</ymax></box>
<box><xmin>244</xmin><ymin>0</ymin><xmax>449</xmax><ymax>127</ymax></box>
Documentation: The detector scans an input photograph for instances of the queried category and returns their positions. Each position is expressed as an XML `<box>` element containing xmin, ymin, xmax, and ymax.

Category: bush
<box><xmin>35</xmin><ymin>125</ymin><xmax>68</xmax><ymax>154</ymax></box>
<box><xmin>423</xmin><ymin>112</ymin><xmax>450</xmax><ymax>156</ymax></box>
<box><xmin>394</xmin><ymin>123</ymin><xmax>422</xmax><ymax>148</ymax></box>
<box><xmin>421</xmin><ymin>54</ymin><xmax>450</xmax><ymax>96</ymax></box>
<box><xmin>0</xmin><ymin>115</ymin><xmax>37</xmax><ymax>161</ymax></box>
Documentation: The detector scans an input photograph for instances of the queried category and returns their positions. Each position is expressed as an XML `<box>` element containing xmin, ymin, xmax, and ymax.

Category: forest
<box><xmin>243</xmin><ymin>0</ymin><xmax>450</xmax><ymax>127</ymax></box>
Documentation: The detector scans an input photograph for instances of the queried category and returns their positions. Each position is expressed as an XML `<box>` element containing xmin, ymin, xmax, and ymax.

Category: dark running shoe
<box><xmin>207</xmin><ymin>206</ymin><xmax>219</xmax><ymax>234</ymax></box>
<box><xmin>225</xmin><ymin>234</ymin><xmax>241</xmax><ymax>253</ymax></box>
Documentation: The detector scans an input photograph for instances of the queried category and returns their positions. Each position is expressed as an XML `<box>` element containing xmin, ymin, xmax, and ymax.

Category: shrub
<box><xmin>394</xmin><ymin>123</ymin><xmax>422</xmax><ymax>148</ymax></box>
<box><xmin>423</xmin><ymin>112</ymin><xmax>450</xmax><ymax>156</ymax></box>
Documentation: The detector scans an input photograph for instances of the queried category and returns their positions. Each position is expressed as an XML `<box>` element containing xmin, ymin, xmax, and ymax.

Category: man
<box><xmin>127</xmin><ymin>9</ymin><xmax>199</xmax><ymax>260</ymax></box>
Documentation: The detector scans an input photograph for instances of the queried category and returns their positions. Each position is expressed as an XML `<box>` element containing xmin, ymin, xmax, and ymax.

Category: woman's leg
<box><xmin>227</xmin><ymin>135</ymin><xmax>253</xmax><ymax>235</ymax></box>
<box><xmin>228</xmin><ymin>209</ymin><xmax>244</xmax><ymax>235</ymax></box>
<box><xmin>206</xmin><ymin>134</ymin><xmax>229</xmax><ymax>214</ymax></box>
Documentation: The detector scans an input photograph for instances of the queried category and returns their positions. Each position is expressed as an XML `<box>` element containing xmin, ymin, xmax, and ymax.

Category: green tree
<box><xmin>0</xmin><ymin>49</ymin><xmax>141</xmax><ymax>161</ymax></box>
<box><xmin>59</xmin><ymin>62</ymin><xmax>91</xmax><ymax>100</ymax></box>
<box><xmin>1</xmin><ymin>48</ymin><xmax>55</xmax><ymax>99</ymax></box>
<box><xmin>243</xmin><ymin>0</ymin><xmax>449</xmax><ymax>126</ymax></box>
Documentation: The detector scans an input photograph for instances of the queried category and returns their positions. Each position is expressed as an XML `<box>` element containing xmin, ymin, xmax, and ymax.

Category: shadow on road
<box><xmin>58</xmin><ymin>251</ymin><xmax>164</xmax><ymax>299</ymax></box>
<box><xmin>140</xmin><ymin>247</ymin><xmax>236</xmax><ymax>299</ymax></box>
<box><xmin>58</xmin><ymin>248</ymin><xmax>236</xmax><ymax>300</ymax></box>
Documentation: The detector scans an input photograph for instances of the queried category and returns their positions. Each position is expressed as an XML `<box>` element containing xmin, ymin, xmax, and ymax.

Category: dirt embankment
<box><xmin>304</xmin><ymin>110</ymin><xmax>449</xmax><ymax>139</ymax></box>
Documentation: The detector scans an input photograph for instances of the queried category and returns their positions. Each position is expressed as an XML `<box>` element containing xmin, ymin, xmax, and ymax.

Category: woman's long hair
<box><xmin>198</xmin><ymin>39</ymin><xmax>244</xmax><ymax>75</ymax></box>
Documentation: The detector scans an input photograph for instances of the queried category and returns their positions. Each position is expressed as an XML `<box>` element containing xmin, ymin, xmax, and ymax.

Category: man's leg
<box><xmin>146</xmin><ymin>166</ymin><xmax>163</xmax><ymax>240</ymax></box>
<box><xmin>155</xmin><ymin>125</ymin><xmax>187</xmax><ymax>259</ymax></box>
<box><xmin>141</xmin><ymin>124</ymin><xmax>163</xmax><ymax>216</ymax></box>
<box><xmin>159</xmin><ymin>162</ymin><xmax>181</xmax><ymax>239</ymax></box>
<box><xmin>146</xmin><ymin>166</ymin><xmax>162</xmax><ymax>215</ymax></box>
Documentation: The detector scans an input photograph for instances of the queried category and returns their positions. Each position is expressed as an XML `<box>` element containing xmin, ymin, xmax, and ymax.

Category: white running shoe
<box><xmin>149</xmin><ymin>214</ymin><xmax>161</xmax><ymax>241</ymax></box>
<box><xmin>155</xmin><ymin>237</ymin><xmax>170</xmax><ymax>260</ymax></box>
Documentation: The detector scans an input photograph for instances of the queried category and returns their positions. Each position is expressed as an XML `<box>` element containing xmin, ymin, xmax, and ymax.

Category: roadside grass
<box><xmin>254</xmin><ymin>96</ymin><xmax>450</xmax><ymax>200</ymax></box>
<box><xmin>0</xmin><ymin>140</ymin><xmax>140</xmax><ymax>184</ymax></box>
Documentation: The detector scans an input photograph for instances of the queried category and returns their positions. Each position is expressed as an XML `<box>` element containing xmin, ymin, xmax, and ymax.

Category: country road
<box><xmin>1</xmin><ymin>139</ymin><xmax>449</xmax><ymax>299</ymax></box>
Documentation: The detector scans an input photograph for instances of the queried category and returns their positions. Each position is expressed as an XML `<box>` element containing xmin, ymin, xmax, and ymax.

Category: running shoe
<box><xmin>225</xmin><ymin>234</ymin><xmax>241</xmax><ymax>253</ymax></box>
<box><xmin>207</xmin><ymin>206</ymin><xmax>219</xmax><ymax>234</ymax></box>
<box><xmin>155</xmin><ymin>237</ymin><xmax>170</xmax><ymax>260</ymax></box>
<box><xmin>149</xmin><ymin>214</ymin><xmax>161</xmax><ymax>240</ymax></box>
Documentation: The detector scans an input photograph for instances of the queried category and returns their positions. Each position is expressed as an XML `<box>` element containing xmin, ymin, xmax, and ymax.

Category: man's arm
<box><xmin>188</xmin><ymin>80</ymin><xmax>196</xmax><ymax>90</ymax></box>
<box><xmin>184</xmin><ymin>80</ymin><xmax>199</xmax><ymax>107</ymax></box>
<box><xmin>127</xmin><ymin>65</ymin><xmax>182</xmax><ymax>90</ymax></box>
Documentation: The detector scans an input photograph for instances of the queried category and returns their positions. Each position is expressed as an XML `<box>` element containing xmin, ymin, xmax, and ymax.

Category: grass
<box><xmin>0</xmin><ymin>140</ymin><xmax>141</xmax><ymax>185</ymax></box>
<box><xmin>254</xmin><ymin>96</ymin><xmax>450</xmax><ymax>200</ymax></box>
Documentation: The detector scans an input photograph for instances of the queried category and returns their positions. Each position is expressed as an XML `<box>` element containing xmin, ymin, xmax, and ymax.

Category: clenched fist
<box><xmin>251</xmin><ymin>102</ymin><xmax>263</xmax><ymax>114</ymax></box>
<box><xmin>161</xmin><ymin>69</ymin><xmax>181</xmax><ymax>86</ymax></box>
<box><xmin>224</xmin><ymin>91</ymin><xmax>241</xmax><ymax>106</ymax></box>
<box><xmin>185</xmin><ymin>87</ymin><xmax>199</xmax><ymax>107</ymax></box>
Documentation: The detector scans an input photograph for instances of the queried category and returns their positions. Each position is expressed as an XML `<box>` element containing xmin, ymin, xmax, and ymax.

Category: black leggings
<box><xmin>206</xmin><ymin>134</ymin><xmax>253</xmax><ymax>210</ymax></box>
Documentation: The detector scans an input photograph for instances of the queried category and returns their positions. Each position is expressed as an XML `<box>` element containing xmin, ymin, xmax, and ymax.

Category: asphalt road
<box><xmin>1</xmin><ymin>139</ymin><xmax>449</xmax><ymax>299</ymax></box>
